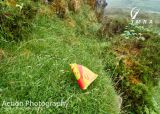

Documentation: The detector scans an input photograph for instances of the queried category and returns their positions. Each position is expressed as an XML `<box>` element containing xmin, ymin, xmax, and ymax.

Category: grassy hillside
<box><xmin>0</xmin><ymin>5</ymin><xmax>120</xmax><ymax>114</ymax></box>
<box><xmin>0</xmin><ymin>1</ymin><xmax>160</xmax><ymax>114</ymax></box>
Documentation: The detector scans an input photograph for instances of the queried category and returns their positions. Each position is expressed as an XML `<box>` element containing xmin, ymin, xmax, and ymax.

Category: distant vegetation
<box><xmin>110</xmin><ymin>0</ymin><xmax>160</xmax><ymax>12</ymax></box>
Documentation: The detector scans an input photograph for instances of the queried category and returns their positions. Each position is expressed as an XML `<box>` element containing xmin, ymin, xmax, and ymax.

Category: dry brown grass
<box><xmin>50</xmin><ymin>0</ymin><xmax>68</xmax><ymax>18</ymax></box>
<box><xmin>87</xmin><ymin>0</ymin><xmax>96</xmax><ymax>9</ymax></box>
<box><xmin>6</xmin><ymin>0</ymin><xmax>16</xmax><ymax>7</ymax></box>
<box><xmin>68</xmin><ymin>0</ymin><xmax>81</xmax><ymax>13</ymax></box>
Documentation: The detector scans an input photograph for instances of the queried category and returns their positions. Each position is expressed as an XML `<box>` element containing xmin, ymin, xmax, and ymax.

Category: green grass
<box><xmin>153</xmin><ymin>82</ymin><xmax>160</xmax><ymax>114</ymax></box>
<box><xmin>0</xmin><ymin>8</ymin><xmax>120</xmax><ymax>114</ymax></box>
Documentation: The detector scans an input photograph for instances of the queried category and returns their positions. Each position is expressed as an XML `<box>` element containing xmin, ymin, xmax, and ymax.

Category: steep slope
<box><xmin>0</xmin><ymin>5</ymin><xmax>121</xmax><ymax>114</ymax></box>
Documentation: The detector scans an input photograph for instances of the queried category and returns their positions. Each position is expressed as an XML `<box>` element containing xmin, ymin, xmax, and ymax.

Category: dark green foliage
<box><xmin>21</xmin><ymin>3</ymin><xmax>38</xmax><ymax>20</ymax></box>
<box><xmin>101</xmin><ymin>25</ymin><xmax>160</xmax><ymax>113</ymax></box>
<box><xmin>0</xmin><ymin>2</ymin><xmax>37</xmax><ymax>42</ymax></box>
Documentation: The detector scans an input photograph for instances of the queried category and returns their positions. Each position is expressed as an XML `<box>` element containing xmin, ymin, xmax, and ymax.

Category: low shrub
<box><xmin>102</xmin><ymin>30</ymin><xmax>160</xmax><ymax>113</ymax></box>
<box><xmin>121</xmin><ymin>23</ymin><xmax>156</xmax><ymax>41</ymax></box>
<box><xmin>0</xmin><ymin>1</ymin><xmax>37</xmax><ymax>42</ymax></box>
<box><xmin>97</xmin><ymin>16</ymin><xmax>129</xmax><ymax>38</ymax></box>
